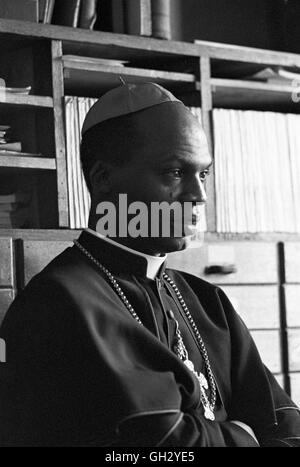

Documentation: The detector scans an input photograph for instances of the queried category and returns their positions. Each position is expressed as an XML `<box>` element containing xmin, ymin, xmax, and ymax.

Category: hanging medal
<box><xmin>170</xmin><ymin>310</ymin><xmax>215</xmax><ymax>421</ymax></box>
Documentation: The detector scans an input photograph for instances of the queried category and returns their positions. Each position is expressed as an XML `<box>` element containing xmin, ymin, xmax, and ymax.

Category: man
<box><xmin>1</xmin><ymin>83</ymin><xmax>300</xmax><ymax>447</ymax></box>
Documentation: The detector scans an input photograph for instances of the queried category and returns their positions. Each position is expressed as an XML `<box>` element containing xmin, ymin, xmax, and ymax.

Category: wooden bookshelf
<box><xmin>0</xmin><ymin>154</ymin><xmax>56</xmax><ymax>170</ymax></box>
<box><xmin>0</xmin><ymin>94</ymin><xmax>53</xmax><ymax>108</ymax></box>
<box><xmin>0</xmin><ymin>17</ymin><xmax>299</xmax><ymax>233</ymax></box>
<box><xmin>1</xmin><ymin>18</ymin><xmax>300</xmax><ymax>66</ymax></box>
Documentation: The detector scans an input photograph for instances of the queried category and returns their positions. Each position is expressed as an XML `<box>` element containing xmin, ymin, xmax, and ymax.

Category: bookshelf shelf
<box><xmin>63</xmin><ymin>58</ymin><xmax>196</xmax><ymax>96</ymax></box>
<box><xmin>0</xmin><ymin>18</ymin><xmax>200</xmax><ymax>60</ymax></box>
<box><xmin>2</xmin><ymin>18</ymin><xmax>300</xmax><ymax>67</ymax></box>
<box><xmin>209</xmin><ymin>78</ymin><xmax>299</xmax><ymax>109</ymax></box>
<box><xmin>0</xmin><ymin>94</ymin><xmax>53</xmax><ymax>108</ymax></box>
<box><xmin>0</xmin><ymin>154</ymin><xmax>56</xmax><ymax>170</ymax></box>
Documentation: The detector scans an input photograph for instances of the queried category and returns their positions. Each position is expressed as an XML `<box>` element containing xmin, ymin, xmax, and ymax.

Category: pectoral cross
<box><xmin>184</xmin><ymin>359</ymin><xmax>215</xmax><ymax>421</ymax></box>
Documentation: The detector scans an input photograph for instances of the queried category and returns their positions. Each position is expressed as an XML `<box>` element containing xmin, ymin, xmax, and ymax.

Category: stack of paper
<box><xmin>64</xmin><ymin>96</ymin><xmax>96</xmax><ymax>229</ymax></box>
<box><xmin>213</xmin><ymin>108</ymin><xmax>300</xmax><ymax>233</ymax></box>
<box><xmin>0</xmin><ymin>125</ymin><xmax>22</xmax><ymax>153</ymax></box>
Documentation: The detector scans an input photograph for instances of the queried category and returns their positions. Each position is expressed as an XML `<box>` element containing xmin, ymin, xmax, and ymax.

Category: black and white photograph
<box><xmin>0</xmin><ymin>0</ymin><xmax>300</xmax><ymax>450</ymax></box>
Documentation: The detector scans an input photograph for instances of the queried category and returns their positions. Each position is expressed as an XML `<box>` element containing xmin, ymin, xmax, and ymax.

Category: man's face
<box><xmin>94</xmin><ymin>104</ymin><xmax>212</xmax><ymax>255</ymax></box>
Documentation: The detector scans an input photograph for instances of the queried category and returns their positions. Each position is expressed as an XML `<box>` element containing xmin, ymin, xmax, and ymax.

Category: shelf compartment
<box><xmin>0</xmin><ymin>154</ymin><xmax>56</xmax><ymax>170</ymax></box>
<box><xmin>209</xmin><ymin>78</ymin><xmax>300</xmax><ymax>109</ymax></box>
<box><xmin>0</xmin><ymin>94</ymin><xmax>53</xmax><ymax>108</ymax></box>
<box><xmin>3</xmin><ymin>18</ymin><xmax>300</xmax><ymax>68</ymax></box>
<box><xmin>62</xmin><ymin>55</ymin><xmax>196</xmax><ymax>96</ymax></box>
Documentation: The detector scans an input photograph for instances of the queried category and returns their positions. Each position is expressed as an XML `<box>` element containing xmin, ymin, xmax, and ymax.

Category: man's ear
<box><xmin>89</xmin><ymin>161</ymin><xmax>113</xmax><ymax>194</ymax></box>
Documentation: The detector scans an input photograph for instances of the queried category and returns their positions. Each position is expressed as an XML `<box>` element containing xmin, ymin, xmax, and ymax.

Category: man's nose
<box><xmin>185</xmin><ymin>177</ymin><xmax>207</xmax><ymax>204</ymax></box>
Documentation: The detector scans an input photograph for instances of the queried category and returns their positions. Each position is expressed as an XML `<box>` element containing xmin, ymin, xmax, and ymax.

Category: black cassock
<box><xmin>1</xmin><ymin>230</ymin><xmax>300</xmax><ymax>446</ymax></box>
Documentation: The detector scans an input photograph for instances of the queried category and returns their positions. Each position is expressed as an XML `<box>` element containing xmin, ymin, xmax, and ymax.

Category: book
<box><xmin>287</xmin><ymin>114</ymin><xmax>300</xmax><ymax>232</ymax></box>
<box><xmin>94</xmin><ymin>0</ymin><xmax>113</xmax><ymax>32</ymax></box>
<box><xmin>111</xmin><ymin>0</ymin><xmax>125</xmax><ymax>33</ymax></box>
<box><xmin>0</xmin><ymin>0</ymin><xmax>39</xmax><ymax>22</ymax></box>
<box><xmin>151</xmin><ymin>0</ymin><xmax>171</xmax><ymax>39</ymax></box>
<box><xmin>64</xmin><ymin>96</ymin><xmax>94</xmax><ymax>228</ymax></box>
<box><xmin>0</xmin><ymin>86</ymin><xmax>31</xmax><ymax>95</ymax></box>
<box><xmin>0</xmin><ymin>130</ymin><xmax>10</xmax><ymax>138</ymax></box>
<box><xmin>78</xmin><ymin>0</ymin><xmax>97</xmax><ymax>29</ymax></box>
<box><xmin>63</xmin><ymin>55</ymin><xmax>128</xmax><ymax>67</ymax></box>
<box><xmin>51</xmin><ymin>0</ymin><xmax>81</xmax><ymax>27</ymax></box>
<box><xmin>245</xmin><ymin>66</ymin><xmax>300</xmax><ymax>85</ymax></box>
<box><xmin>125</xmin><ymin>0</ymin><xmax>152</xmax><ymax>36</ymax></box>
<box><xmin>0</xmin><ymin>125</ymin><xmax>10</xmax><ymax>132</ymax></box>
<box><xmin>41</xmin><ymin>0</ymin><xmax>55</xmax><ymax>23</ymax></box>
<box><xmin>39</xmin><ymin>0</ymin><xmax>48</xmax><ymax>21</ymax></box>
<box><xmin>213</xmin><ymin>108</ymin><xmax>300</xmax><ymax>233</ymax></box>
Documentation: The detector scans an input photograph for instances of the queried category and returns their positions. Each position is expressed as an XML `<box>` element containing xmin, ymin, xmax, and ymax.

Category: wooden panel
<box><xmin>63</xmin><ymin>63</ymin><xmax>195</xmax><ymax>96</ymax></box>
<box><xmin>250</xmin><ymin>330</ymin><xmax>281</xmax><ymax>373</ymax></box>
<box><xmin>167</xmin><ymin>242</ymin><xmax>278</xmax><ymax>284</ymax></box>
<box><xmin>288</xmin><ymin>329</ymin><xmax>300</xmax><ymax>372</ymax></box>
<box><xmin>220</xmin><ymin>285</ymin><xmax>280</xmax><ymax>329</ymax></box>
<box><xmin>51</xmin><ymin>40</ymin><xmax>69</xmax><ymax>228</ymax></box>
<box><xmin>0</xmin><ymin>237</ymin><xmax>14</xmax><ymax>286</ymax></box>
<box><xmin>0</xmin><ymin>289</ymin><xmax>15</xmax><ymax>325</ymax></box>
<box><xmin>284</xmin><ymin>285</ymin><xmax>300</xmax><ymax>327</ymax></box>
<box><xmin>0</xmin><ymin>94</ymin><xmax>53</xmax><ymax>107</ymax></box>
<box><xmin>0</xmin><ymin>155</ymin><xmax>56</xmax><ymax>170</ymax></box>
<box><xmin>2</xmin><ymin>18</ymin><xmax>300</xmax><ymax>68</ymax></box>
<box><xmin>23</xmin><ymin>240</ymin><xmax>72</xmax><ymax>285</ymax></box>
<box><xmin>285</xmin><ymin>243</ymin><xmax>300</xmax><ymax>283</ymax></box>
<box><xmin>290</xmin><ymin>373</ymin><xmax>300</xmax><ymax>407</ymax></box>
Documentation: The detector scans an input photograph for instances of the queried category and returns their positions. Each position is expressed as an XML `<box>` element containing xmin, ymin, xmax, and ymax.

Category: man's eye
<box><xmin>200</xmin><ymin>170</ymin><xmax>210</xmax><ymax>182</ymax></box>
<box><xmin>165</xmin><ymin>169</ymin><xmax>183</xmax><ymax>178</ymax></box>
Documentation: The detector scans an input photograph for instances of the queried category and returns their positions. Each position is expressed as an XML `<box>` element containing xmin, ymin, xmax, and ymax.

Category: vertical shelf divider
<box><xmin>51</xmin><ymin>40</ymin><xmax>69</xmax><ymax>228</ymax></box>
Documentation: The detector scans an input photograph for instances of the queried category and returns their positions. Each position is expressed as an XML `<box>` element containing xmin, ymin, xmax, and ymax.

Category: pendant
<box><xmin>183</xmin><ymin>359</ymin><xmax>215</xmax><ymax>420</ymax></box>
<box><xmin>184</xmin><ymin>359</ymin><xmax>208</xmax><ymax>390</ymax></box>
<box><xmin>204</xmin><ymin>406</ymin><xmax>215</xmax><ymax>421</ymax></box>
<box><xmin>184</xmin><ymin>358</ymin><xmax>195</xmax><ymax>371</ymax></box>
<box><xmin>183</xmin><ymin>359</ymin><xmax>214</xmax><ymax>420</ymax></box>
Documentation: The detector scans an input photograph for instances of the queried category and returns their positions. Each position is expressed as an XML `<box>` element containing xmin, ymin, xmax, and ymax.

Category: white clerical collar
<box><xmin>85</xmin><ymin>228</ymin><xmax>167</xmax><ymax>280</ymax></box>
